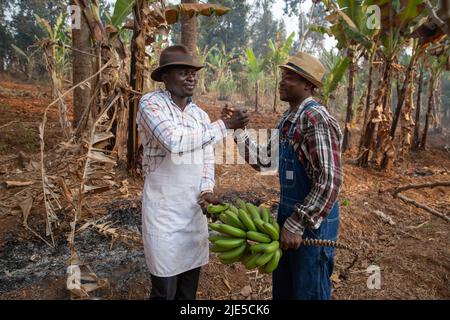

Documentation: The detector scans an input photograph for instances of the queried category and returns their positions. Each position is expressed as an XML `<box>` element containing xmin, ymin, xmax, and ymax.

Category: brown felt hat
<box><xmin>151</xmin><ymin>45</ymin><xmax>204</xmax><ymax>82</ymax></box>
<box><xmin>279</xmin><ymin>52</ymin><xmax>326</xmax><ymax>88</ymax></box>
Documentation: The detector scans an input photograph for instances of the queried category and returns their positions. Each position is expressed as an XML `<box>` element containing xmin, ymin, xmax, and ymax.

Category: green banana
<box><xmin>255</xmin><ymin>251</ymin><xmax>275</xmax><ymax>267</ymax></box>
<box><xmin>249</xmin><ymin>242</ymin><xmax>270</xmax><ymax>253</ymax></box>
<box><xmin>210</xmin><ymin>223</ymin><xmax>247</xmax><ymax>238</ymax></box>
<box><xmin>241</xmin><ymin>252</ymin><xmax>254</xmax><ymax>265</ymax></box>
<box><xmin>207</xmin><ymin>203</ymin><xmax>230</xmax><ymax>214</ymax></box>
<box><xmin>273</xmin><ymin>221</ymin><xmax>280</xmax><ymax>234</ymax></box>
<box><xmin>262</xmin><ymin>240</ymin><xmax>279</xmax><ymax>253</ymax></box>
<box><xmin>246</xmin><ymin>203</ymin><xmax>261</xmax><ymax>221</ymax></box>
<box><xmin>243</xmin><ymin>252</ymin><xmax>262</xmax><ymax>270</ymax></box>
<box><xmin>247</xmin><ymin>231</ymin><xmax>272</xmax><ymax>243</ymax></box>
<box><xmin>214</xmin><ymin>238</ymin><xmax>246</xmax><ymax>250</ymax></box>
<box><xmin>264</xmin><ymin>248</ymin><xmax>282</xmax><ymax>273</ymax></box>
<box><xmin>218</xmin><ymin>212</ymin><xmax>229</xmax><ymax>224</ymax></box>
<box><xmin>208</xmin><ymin>234</ymin><xmax>232</xmax><ymax>242</ymax></box>
<box><xmin>235</xmin><ymin>198</ymin><xmax>248</xmax><ymax>211</ymax></box>
<box><xmin>238</xmin><ymin>209</ymin><xmax>257</xmax><ymax>232</ymax></box>
<box><xmin>209</xmin><ymin>223</ymin><xmax>224</xmax><ymax>233</ymax></box>
<box><xmin>253</xmin><ymin>218</ymin><xmax>267</xmax><ymax>234</ymax></box>
<box><xmin>223</xmin><ymin>210</ymin><xmax>247</xmax><ymax>230</ymax></box>
<box><xmin>259</xmin><ymin>206</ymin><xmax>270</xmax><ymax>223</ymax></box>
<box><xmin>211</xmin><ymin>243</ymin><xmax>232</xmax><ymax>252</ymax></box>
<box><xmin>263</xmin><ymin>222</ymin><xmax>280</xmax><ymax>241</ymax></box>
<box><xmin>228</xmin><ymin>205</ymin><xmax>239</xmax><ymax>215</ymax></box>
<box><xmin>219</xmin><ymin>254</ymin><xmax>242</xmax><ymax>264</ymax></box>
<box><xmin>219</xmin><ymin>242</ymin><xmax>248</xmax><ymax>260</ymax></box>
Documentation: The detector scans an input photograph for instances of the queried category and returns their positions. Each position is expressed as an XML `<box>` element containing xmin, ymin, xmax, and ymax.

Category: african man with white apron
<box><xmin>137</xmin><ymin>45</ymin><xmax>248</xmax><ymax>300</ymax></box>
<box><xmin>232</xmin><ymin>52</ymin><xmax>343</xmax><ymax>299</ymax></box>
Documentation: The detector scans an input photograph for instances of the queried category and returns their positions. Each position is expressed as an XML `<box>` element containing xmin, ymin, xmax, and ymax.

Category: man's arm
<box><xmin>284</xmin><ymin>119</ymin><xmax>343</xmax><ymax>236</ymax></box>
<box><xmin>233</xmin><ymin>128</ymin><xmax>279</xmax><ymax>171</ymax></box>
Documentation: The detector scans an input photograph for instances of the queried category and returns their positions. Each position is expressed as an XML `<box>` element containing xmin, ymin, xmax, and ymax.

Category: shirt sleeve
<box><xmin>137</xmin><ymin>97</ymin><xmax>216</xmax><ymax>154</ymax></box>
<box><xmin>211</xmin><ymin>119</ymin><xmax>228</xmax><ymax>144</ymax></box>
<box><xmin>283</xmin><ymin>117</ymin><xmax>343</xmax><ymax>236</ymax></box>
<box><xmin>199</xmin><ymin>112</ymin><xmax>217</xmax><ymax>193</ymax></box>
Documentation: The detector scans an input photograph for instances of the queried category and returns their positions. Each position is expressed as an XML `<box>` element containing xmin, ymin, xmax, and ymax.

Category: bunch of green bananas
<box><xmin>207</xmin><ymin>199</ymin><xmax>282</xmax><ymax>274</ymax></box>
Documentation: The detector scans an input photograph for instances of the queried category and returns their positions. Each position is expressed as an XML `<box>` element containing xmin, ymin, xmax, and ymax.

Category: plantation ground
<box><xmin>0</xmin><ymin>80</ymin><xmax>449</xmax><ymax>300</ymax></box>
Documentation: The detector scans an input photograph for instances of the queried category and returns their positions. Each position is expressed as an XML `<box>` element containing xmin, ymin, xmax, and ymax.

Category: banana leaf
<box><xmin>165</xmin><ymin>3</ymin><xmax>230</xmax><ymax>25</ymax></box>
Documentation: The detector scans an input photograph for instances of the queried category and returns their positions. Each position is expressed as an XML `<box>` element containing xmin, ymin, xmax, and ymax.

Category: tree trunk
<box><xmin>343</xmin><ymin>47</ymin><xmax>355</xmax><ymax>152</ymax></box>
<box><xmin>389</xmin><ymin>52</ymin><xmax>418</xmax><ymax>139</ymax></box>
<box><xmin>412</xmin><ymin>66</ymin><xmax>423</xmax><ymax>150</ymax></box>
<box><xmin>359</xmin><ymin>49</ymin><xmax>375</xmax><ymax>152</ymax></box>
<box><xmin>71</xmin><ymin>0</ymin><xmax>92</xmax><ymax>129</ymax></box>
<box><xmin>273</xmin><ymin>74</ymin><xmax>278</xmax><ymax>113</ymax></box>
<box><xmin>255</xmin><ymin>80</ymin><xmax>259</xmax><ymax>113</ymax></box>
<box><xmin>128</xmin><ymin>0</ymin><xmax>146</xmax><ymax>169</ymax></box>
<box><xmin>432</xmin><ymin>76</ymin><xmax>442</xmax><ymax>133</ymax></box>
<box><xmin>181</xmin><ymin>0</ymin><xmax>198</xmax><ymax>57</ymax></box>
<box><xmin>420</xmin><ymin>73</ymin><xmax>435</xmax><ymax>150</ymax></box>
<box><xmin>358</xmin><ymin>60</ymin><xmax>391</xmax><ymax>167</ymax></box>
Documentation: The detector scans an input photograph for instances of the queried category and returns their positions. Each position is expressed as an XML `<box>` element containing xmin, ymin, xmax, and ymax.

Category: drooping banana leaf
<box><xmin>110</xmin><ymin>0</ymin><xmax>135</xmax><ymax>28</ymax></box>
<box><xmin>165</xmin><ymin>3</ymin><xmax>230</xmax><ymax>25</ymax></box>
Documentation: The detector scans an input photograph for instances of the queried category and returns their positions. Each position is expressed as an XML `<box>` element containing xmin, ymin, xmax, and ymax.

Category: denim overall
<box><xmin>272</xmin><ymin>100</ymin><xmax>339</xmax><ymax>300</ymax></box>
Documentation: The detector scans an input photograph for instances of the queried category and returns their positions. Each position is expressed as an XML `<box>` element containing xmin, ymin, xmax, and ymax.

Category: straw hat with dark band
<box><xmin>151</xmin><ymin>45</ymin><xmax>204</xmax><ymax>82</ymax></box>
<box><xmin>279</xmin><ymin>52</ymin><xmax>326</xmax><ymax>88</ymax></box>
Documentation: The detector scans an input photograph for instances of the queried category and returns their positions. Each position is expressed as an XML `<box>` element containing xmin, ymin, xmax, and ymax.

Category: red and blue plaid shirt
<box><xmin>234</xmin><ymin>97</ymin><xmax>343</xmax><ymax>235</ymax></box>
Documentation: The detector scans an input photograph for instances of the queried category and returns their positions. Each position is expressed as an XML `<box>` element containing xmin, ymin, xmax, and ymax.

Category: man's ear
<box><xmin>161</xmin><ymin>72</ymin><xmax>168</xmax><ymax>85</ymax></box>
<box><xmin>304</xmin><ymin>80</ymin><xmax>314</xmax><ymax>91</ymax></box>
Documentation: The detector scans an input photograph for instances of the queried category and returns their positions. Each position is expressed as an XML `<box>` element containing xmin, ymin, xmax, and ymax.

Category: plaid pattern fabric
<box><xmin>137</xmin><ymin>89</ymin><xmax>227</xmax><ymax>193</ymax></box>
<box><xmin>234</xmin><ymin>97</ymin><xmax>343</xmax><ymax>235</ymax></box>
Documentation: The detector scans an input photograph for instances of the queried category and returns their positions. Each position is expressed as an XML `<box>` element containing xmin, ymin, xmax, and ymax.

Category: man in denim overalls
<box><xmin>231</xmin><ymin>52</ymin><xmax>343</xmax><ymax>299</ymax></box>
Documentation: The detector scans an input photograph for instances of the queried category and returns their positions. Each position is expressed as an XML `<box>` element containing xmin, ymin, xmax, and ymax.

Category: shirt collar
<box><xmin>283</xmin><ymin>96</ymin><xmax>315</xmax><ymax>123</ymax></box>
<box><xmin>160</xmin><ymin>89</ymin><xmax>194</xmax><ymax>110</ymax></box>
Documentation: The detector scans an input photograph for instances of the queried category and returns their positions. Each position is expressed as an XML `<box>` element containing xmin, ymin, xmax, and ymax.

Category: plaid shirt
<box><xmin>234</xmin><ymin>97</ymin><xmax>343</xmax><ymax>235</ymax></box>
<box><xmin>137</xmin><ymin>89</ymin><xmax>227</xmax><ymax>193</ymax></box>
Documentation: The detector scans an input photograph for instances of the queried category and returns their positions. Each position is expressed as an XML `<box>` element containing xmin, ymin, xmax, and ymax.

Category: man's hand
<box><xmin>280</xmin><ymin>226</ymin><xmax>303</xmax><ymax>250</ymax></box>
<box><xmin>199</xmin><ymin>192</ymin><xmax>222</xmax><ymax>220</ymax></box>
<box><xmin>221</xmin><ymin>105</ymin><xmax>249</xmax><ymax>129</ymax></box>
<box><xmin>221</xmin><ymin>104</ymin><xmax>234</xmax><ymax>120</ymax></box>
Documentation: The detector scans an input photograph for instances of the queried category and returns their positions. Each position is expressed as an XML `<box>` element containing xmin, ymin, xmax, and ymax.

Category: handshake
<box><xmin>220</xmin><ymin>104</ymin><xmax>249</xmax><ymax>130</ymax></box>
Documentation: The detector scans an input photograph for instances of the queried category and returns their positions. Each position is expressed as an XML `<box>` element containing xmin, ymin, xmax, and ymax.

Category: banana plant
<box><xmin>420</xmin><ymin>52</ymin><xmax>448</xmax><ymax>150</ymax></box>
<box><xmin>11</xmin><ymin>44</ymin><xmax>40</xmax><ymax>81</ymax></box>
<box><xmin>321</xmin><ymin>53</ymin><xmax>350</xmax><ymax>105</ymax></box>
<box><xmin>320</xmin><ymin>0</ymin><xmax>377</xmax><ymax>152</ymax></box>
<box><xmin>206</xmin><ymin>44</ymin><xmax>236</xmax><ymax>87</ymax></box>
<box><xmin>267</xmin><ymin>32</ymin><xmax>295</xmax><ymax>112</ymax></box>
<box><xmin>358</xmin><ymin>0</ymin><xmax>428</xmax><ymax>168</ymax></box>
<box><xmin>196</xmin><ymin>44</ymin><xmax>217</xmax><ymax>94</ymax></box>
<box><xmin>244</xmin><ymin>48</ymin><xmax>265</xmax><ymax>113</ymax></box>
<box><xmin>35</xmin><ymin>13</ymin><xmax>71</xmax><ymax>83</ymax></box>
<box><xmin>35</xmin><ymin>13</ymin><xmax>72</xmax><ymax>139</ymax></box>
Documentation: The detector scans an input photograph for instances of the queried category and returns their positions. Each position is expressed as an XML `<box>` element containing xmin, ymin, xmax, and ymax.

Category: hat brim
<box><xmin>151</xmin><ymin>62</ymin><xmax>204</xmax><ymax>82</ymax></box>
<box><xmin>279</xmin><ymin>64</ymin><xmax>323</xmax><ymax>88</ymax></box>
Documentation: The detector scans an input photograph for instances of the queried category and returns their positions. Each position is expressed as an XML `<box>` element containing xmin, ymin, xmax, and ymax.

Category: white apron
<box><xmin>141</xmin><ymin>148</ymin><xmax>209</xmax><ymax>277</ymax></box>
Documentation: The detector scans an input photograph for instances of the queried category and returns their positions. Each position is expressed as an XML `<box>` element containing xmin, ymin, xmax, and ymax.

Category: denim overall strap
<box><xmin>273</xmin><ymin>99</ymin><xmax>340</xmax><ymax>300</ymax></box>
